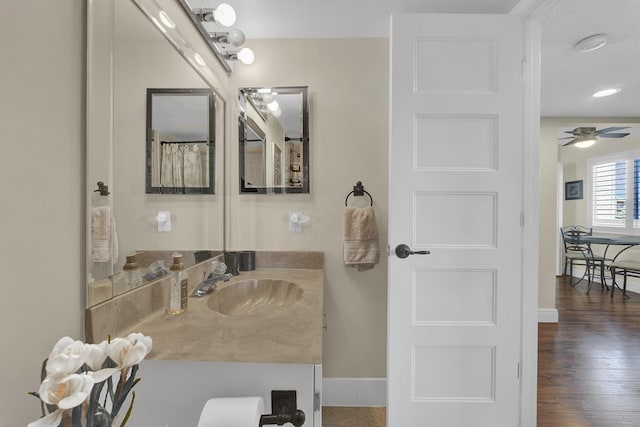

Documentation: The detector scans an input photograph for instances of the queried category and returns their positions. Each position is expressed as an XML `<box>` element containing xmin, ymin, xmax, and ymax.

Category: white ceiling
<box><xmin>186</xmin><ymin>0</ymin><xmax>640</xmax><ymax>118</ymax></box>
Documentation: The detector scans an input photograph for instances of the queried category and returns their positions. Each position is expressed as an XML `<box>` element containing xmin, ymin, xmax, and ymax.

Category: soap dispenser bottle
<box><xmin>122</xmin><ymin>253</ymin><xmax>142</xmax><ymax>290</ymax></box>
<box><xmin>168</xmin><ymin>253</ymin><xmax>188</xmax><ymax>315</ymax></box>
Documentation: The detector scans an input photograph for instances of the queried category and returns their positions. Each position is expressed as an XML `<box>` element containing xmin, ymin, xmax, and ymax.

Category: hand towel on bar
<box><xmin>92</xmin><ymin>206</ymin><xmax>111</xmax><ymax>262</ymax></box>
<box><xmin>343</xmin><ymin>206</ymin><xmax>380</xmax><ymax>271</ymax></box>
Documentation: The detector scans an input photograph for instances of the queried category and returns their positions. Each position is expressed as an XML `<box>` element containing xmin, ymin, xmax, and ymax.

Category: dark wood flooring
<box><xmin>538</xmin><ymin>277</ymin><xmax>640</xmax><ymax>426</ymax></box>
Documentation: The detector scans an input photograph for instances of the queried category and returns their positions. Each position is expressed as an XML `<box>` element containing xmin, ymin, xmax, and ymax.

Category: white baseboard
<box><xmin>538</xmin><ymin>308</ymin><xmax>559</xmax><ymax>323</ymax></box>
<box><xmin>322</xmin><ymin>378</ymin><xmax>386</xmax><ymax>407</ymax></box>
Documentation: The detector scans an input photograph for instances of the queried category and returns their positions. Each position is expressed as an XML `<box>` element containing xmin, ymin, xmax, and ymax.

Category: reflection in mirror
<box><xmin>238</xmin><ymin>87</ymin><xmax>309</xmax><ymax>194</ymax></box>
<box><xmin>87</xmin><ymin>0</ymin><xmax>225</xmax><ymax>307</ymax></box>
<box><xmin>146</xmin><ymin>88</ymin><xmax>215</xmax><ymax>194</ymax></box>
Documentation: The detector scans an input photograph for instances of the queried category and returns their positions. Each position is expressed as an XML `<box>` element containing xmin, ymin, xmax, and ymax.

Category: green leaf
<box><xmin>119</xmin><ymin>391</ymin><xmax>136</xmax><ymax>427</ymax></box>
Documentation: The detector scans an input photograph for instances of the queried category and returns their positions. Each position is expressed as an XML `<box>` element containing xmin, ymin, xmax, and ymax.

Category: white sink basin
<box><xmin>207</xmin><ymin>279</ymin><xmax>303</xmax><ymax>315</ymax></box>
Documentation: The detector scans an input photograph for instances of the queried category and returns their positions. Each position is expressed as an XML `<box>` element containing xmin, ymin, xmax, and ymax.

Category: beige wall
<box><xmin>0</xmin><ymin>1</ymin><xmax>85</xmax><ymax>425</ymax></box>
<box><xmin>228</xmin><ymin>39</ymin><xmax>389</xmax><ymax>377</ymax></box>
<box><xmin>539</xmin><ymin>117</ymin><xmax>640</xmax><ymax>310</ymax></box>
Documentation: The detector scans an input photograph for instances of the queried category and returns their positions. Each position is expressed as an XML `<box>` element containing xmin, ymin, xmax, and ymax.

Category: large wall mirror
<box><xmin>146</xmin><ymin>88</ymin><xmax>215</xmax><ymax>194</ymax></box>
<box><xmin>238</xmin><ymin>87</ymin><xmax>309</xmax><ymax>194</ymax></box>
<box><xmin>86</xmin><ymin>0</ymin><xmax>226</xmax><ymax>307</ymax></box>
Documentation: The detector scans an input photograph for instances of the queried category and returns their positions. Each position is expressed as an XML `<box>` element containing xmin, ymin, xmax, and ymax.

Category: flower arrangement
<box><xmin>28</xmin><ymin>333</ymin><xmax>152</xmax><ymax>427</ymax></box>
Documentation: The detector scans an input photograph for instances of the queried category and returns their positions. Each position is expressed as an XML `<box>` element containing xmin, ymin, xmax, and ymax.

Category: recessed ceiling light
<box><xmin>593</xmin><ymin>88</ymin><xmax>621</xmax><ymax>98</ymax></box>
<box><xmin>575</xmin><ymin>34</ymin><xmax>608</xmax><ymax>52</ymax></box>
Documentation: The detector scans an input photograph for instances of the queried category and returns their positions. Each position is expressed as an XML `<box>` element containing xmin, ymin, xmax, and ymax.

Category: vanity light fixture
<box><xmin>158</xmin><ymin>10</ymin><xmax>175</xmax><ymax>29</ymax></box>
<box><xmin>194</xmin><ymin>53</ymin><xmax>206</xmax><ymax>66</ymax></box>
<box><xmin>267</xmin><ymin>100</ymin><xmax>279</xmax><ymax>112</ymax></box>
<box><xmin>193</xmin><ymin>4</ymin><xmax>236</xmax><ymax>27</ymax></box>
<box><xmin>210</xmin><ymin>29</ymin><xmax>246</xmax><ymax>48</ymax></box>
<box><xmin>224</xmin><ymin>47</ymin><xmax>255</xmax><ymax>65</ymax></box>
<box><xmin>150</xmin><ymin>16</ymin><xmax>167</xmax><ymax>33</ymax></box>
<box><xmin>593</xmin><ymin>88</ymin><xmax>621</xmax><ymax>98</ymax></box>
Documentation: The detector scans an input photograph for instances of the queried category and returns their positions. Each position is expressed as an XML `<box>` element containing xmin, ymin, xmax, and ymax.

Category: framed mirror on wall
<box><xmin>146</xmin><ymin>88</ymin><xmax>215</xmax><ymax>194</ymax></box>
<box><xmin>238</xmin><ymin>86</ymin><xmax>309</xmax><ymax>194</ymax></box>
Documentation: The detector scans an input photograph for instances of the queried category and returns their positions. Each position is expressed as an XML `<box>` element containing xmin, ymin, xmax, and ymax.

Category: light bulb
<box><xmin>158</xmin><ymin>10</ymin><xmax>175</xmax><ymax>29</ymax></box>
<box><xmin>237</xmin><ymin>47</ymin><xmax>255</xmax><ymax>65</ymax></box>
<box><xmin>194</xmin><ymin>53</ymin><xmax>206</xmax><ymax>66</ymax></box>
<box><xmin>267</xmin><ymin>100</ymin><xmax>279</xmax><ymax>112</ymax></box>
<box><xmin>262</xmin><ymin>94</ymin><xmax>274</xmax><ymax>103</ymax></box>
<box><xmin>227</xmin><ymin>29</ymin><xmax>246</xmax><ymax>48</ymax></box>
<box><xmin>150</xmin><ymin>17</ymin><xmax>167</xmax><ymax>34</ymax></box>
<box><xmin>213</xmin><ymin>3</ymin><xmax>236</xmax><ymax>27</ymax></box>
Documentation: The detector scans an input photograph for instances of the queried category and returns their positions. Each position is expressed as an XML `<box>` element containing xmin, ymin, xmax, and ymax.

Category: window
<box><xmin>589</xmin><ymin>150</ymin><xmax>640</xmax><ymax>233</ymax></box>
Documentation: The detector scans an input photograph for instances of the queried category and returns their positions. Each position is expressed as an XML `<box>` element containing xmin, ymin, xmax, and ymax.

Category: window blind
<box><xmin>592</xmin><ymin>161</ymin><xmax>625</xmax><ymax>227</ymax></box>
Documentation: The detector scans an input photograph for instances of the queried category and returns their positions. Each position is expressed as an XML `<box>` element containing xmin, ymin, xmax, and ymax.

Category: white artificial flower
<box><xmin>46</xmin><ymin>337</ymin><xmax>90</xmax><ymax>377</ymax></box>
<box><xmin>83</xmin><ymin>341</ymin><xmax>119</xmax><ymax>382</ymax></box>
<box><xmin>39</xmin><ymin>373</ymin><xmax>94</xmax><ymax>408</ymax></box>
<box><xmin>106</xmin><ymin>333</ymin><xmax>152</xmax><ymax>368</ymax></box>
<box><xmin>28</xmin><ymin>373</ymin><xmax>94</xmax><ymax>427</ymax></box>
<box><xmin>84</xmin><ymin>341</ymin><xmax>108</xmax><ymax>371</ymax></box>
<box><xmin>126</xmin><ymin>332</ymin><xmax>153</xmax><ymax>354</ymax></box>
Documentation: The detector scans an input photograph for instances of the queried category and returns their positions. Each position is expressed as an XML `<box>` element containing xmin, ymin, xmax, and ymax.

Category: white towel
<box><xmin>92</xmin><ymin>206</ymin><xmax>111</xmax><ymax>262</ymax></box>
<box><xmin>343</xmin><ymin>206</ymin><xmax>380</xmax><ymax>271</ymax></box>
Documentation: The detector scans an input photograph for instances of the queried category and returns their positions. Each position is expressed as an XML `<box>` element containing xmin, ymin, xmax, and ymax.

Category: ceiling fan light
<box><xmin>575</xmin><ymin>138</ymin><xmax>596</xmax><ymax>148</ymax></box>
<box><xmin>574</xmin><ymin>34</ymin><xmax>608</xmax><ymax>53</ymax></box>
<box><xmin>593</xmin><ymin>88</ymin><xmax>621</xmax><ymax>98</ymax></box>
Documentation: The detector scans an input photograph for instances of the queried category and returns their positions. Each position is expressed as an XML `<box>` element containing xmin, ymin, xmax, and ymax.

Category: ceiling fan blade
<box><xmin>595</xmin><ymin>126</ymin><xmax>630</xmax><ymax>135</ymax></box>
<box><xmin>559</xmin><ymin>136</ymin><xmax>575</xmax><ymax>140</ymax></box>
<box><xmin>599</xmin><ymin>132</ymin><xmax>631</xmax><ymax>138</ymax></box>
<box><xmin>563</xmin><ymin>138</ymin><xmax>579</xmax><ymax>146</ymax></box>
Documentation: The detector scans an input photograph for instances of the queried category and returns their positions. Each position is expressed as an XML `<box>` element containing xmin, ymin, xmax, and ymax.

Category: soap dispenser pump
<box><xmin>168</xmin><ymin>253</ymin><xmax>188</xmax><ymax>315</ymax></box>
<box><xmin>122</xmin><ymin>253</ymin><xmax>143</xmax><ymax>290</ymax></box>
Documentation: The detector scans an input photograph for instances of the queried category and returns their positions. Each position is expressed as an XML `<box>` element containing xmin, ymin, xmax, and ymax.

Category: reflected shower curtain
<box><xmin>160</xmin><ymin>143</ymin><xmax>204</xmax><ymax>188</ymax></box>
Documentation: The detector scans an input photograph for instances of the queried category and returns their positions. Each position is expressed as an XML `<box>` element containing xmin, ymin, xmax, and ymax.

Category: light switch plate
<box><xmin>157</xmin><ymin>211</ymin><xmax>171</xmax><ymax>232</ymax></box>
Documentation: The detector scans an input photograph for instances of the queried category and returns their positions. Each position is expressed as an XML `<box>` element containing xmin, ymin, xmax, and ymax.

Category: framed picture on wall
<box><xmin>565</xmin><ymin>180</ymin><xmax>583</xmax><ymax>200</ymax></box>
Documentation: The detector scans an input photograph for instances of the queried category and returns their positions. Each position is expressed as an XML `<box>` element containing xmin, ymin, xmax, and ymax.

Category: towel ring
<box><xmin>345</xmin><ymin>181</ymin><xmax>373</xmax><ymax>206</ymax></box>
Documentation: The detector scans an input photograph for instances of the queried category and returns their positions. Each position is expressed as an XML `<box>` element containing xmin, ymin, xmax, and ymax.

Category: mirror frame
<box><xmin>238</xmin><ymin>86</ymin><xmax>310</xmax><ymax>194</ymax></box>
<box><xmin>145</xmin><ymin>88</ymin><xmax>216</xmax><ymax>194</ymax></box>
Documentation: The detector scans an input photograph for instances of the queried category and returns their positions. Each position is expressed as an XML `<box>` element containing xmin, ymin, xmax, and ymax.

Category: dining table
<box><xmin>581</xmin><ymin>234</ymin><xmax>640</xmax><ymax>297</ymax></box>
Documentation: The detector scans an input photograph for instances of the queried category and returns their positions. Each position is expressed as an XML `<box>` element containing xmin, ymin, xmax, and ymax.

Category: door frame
<box><xmin>508</xmin><ymin>0</ymin><xmax>547</xmax><ymax>424</ymax></box>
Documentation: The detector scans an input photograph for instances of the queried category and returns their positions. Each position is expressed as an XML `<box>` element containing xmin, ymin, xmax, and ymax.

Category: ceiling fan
<box><xmin>560</xmin><ymin>126</ymin><xmax>631</xmax><ymax>147</ymax></box>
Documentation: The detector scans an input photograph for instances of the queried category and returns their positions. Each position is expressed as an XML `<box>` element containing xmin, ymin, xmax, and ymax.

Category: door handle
<box><xmin>395</xmin><ymin>244</ymin><xmax>430</xmax><ymax>259</ymax></box>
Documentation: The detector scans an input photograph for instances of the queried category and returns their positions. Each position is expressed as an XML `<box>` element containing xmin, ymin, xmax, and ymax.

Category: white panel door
<box><xmin>388</xmin><ymin>14</ymin><xmax>525</xmax><ymax>426</ymax></box>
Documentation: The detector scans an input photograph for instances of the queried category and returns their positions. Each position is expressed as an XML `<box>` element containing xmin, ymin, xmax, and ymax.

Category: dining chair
<box><xmin>560</xmin><ymin>226</ymin><xmax>608</xmax><ymax>293</ymax></box>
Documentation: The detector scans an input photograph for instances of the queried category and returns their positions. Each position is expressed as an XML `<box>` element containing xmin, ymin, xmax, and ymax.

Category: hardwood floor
<box><xmin>538</xmin><ymin>277</ymin><xmax>640</xmax><ymax>426</ymax></box>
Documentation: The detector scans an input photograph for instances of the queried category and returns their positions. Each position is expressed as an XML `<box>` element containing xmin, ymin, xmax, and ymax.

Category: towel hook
<box><xmin>345</xmin><ymin>181</ymin><xmax>373</xmax><ymax>206</ymax></box>
<box><xmin>94</xmin><ymin>181</ymin><xmax>110</xmax><ymax>196</ymax></box>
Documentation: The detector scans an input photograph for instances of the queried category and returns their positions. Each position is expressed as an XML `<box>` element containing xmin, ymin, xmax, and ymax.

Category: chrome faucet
<box><xmin>191</xmin><ymin>273</ymin><xmax>232</xmax><ymax>297</ymax></box>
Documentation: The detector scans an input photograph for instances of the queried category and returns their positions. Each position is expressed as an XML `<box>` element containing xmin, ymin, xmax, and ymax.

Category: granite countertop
<box><xmin>120</xmin><ymin>268</ymin><xmax>324</xmax><ymax>364</ymax></box>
